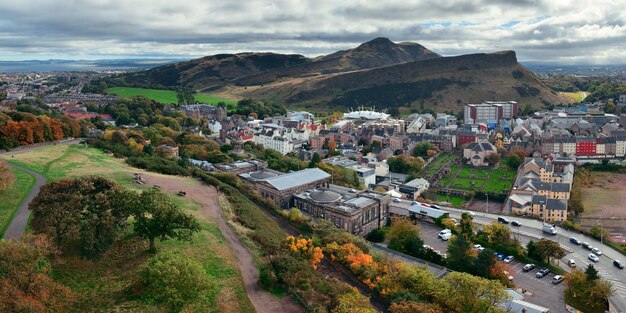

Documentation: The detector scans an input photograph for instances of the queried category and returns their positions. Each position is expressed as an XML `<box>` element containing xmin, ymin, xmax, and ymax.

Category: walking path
<box><xmin>1</xmin><ymin>163</ymin><xmax>46</xmax><ymax>239</ymax></box>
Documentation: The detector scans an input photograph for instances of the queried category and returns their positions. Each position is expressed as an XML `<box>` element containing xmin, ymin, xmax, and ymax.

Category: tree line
<box><xmin>0</xmin><ymin>111</ymin><xmax>81</xmax><ymax>150</ymax></box>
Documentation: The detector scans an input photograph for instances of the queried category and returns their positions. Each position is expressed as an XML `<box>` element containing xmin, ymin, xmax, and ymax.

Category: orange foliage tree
<box><xmin>285</xmin><ymin>235</ymin><xmax>323</xmax><ymax>269</ymax></box>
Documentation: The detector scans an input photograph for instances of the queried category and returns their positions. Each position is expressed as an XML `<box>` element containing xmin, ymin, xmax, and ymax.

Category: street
<box><xmin>442</xmin><ymin>206</ymin><xmax>626</xmax><ymax>311</ymax></box>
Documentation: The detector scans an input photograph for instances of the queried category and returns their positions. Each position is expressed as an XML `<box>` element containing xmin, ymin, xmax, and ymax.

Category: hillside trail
<box><xmin>143</xmin><ymin>174</ymin><xmax>302</xmax><ymax>313</ymax></box>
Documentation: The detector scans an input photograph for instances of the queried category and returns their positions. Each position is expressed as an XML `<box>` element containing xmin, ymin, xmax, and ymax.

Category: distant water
<box><xmin>0</xmin><ymin>59</ymin><xmax>185</xmax><ymax>73</ymax></box>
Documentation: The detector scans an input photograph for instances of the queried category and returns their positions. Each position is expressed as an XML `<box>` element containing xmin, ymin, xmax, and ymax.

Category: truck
<box><xmin>543</xmin><ymin>223</ymin><xmax>557</xmax><ymax>235</ymax></box>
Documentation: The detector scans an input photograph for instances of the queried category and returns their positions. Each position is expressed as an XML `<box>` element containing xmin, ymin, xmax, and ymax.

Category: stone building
<box><xmin>240</xmin><ymin>168</ymin><xmax>331</xmax><ymax>208</ymax></box>
<box><xmin>293</xmin><ymin>184</ymin><xmax>390</xmax><ymax>235</ymax></box>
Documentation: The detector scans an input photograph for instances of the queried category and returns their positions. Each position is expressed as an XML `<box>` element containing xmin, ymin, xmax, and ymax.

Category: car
<box><xmin>497</xmin><ymin>217</ymin><xmax>510</xmax><ymax>224</ymax></box>
<box><xmin>504</xmin><ymin>255</ymin><xmax>514</xmax><ymax>263</ymax></box>
<box><xmin>392</xmin><ymin>198</ymin><xmax>401</xmax><ymax>203</ymax></box>
<box><xmin>582</xmin><ymin>242</ymin><xmax>593</xmax><ymax>250</ymax></box>
<box><xmin>496</xmin><ymin>254</ymin><xmax>505</xmax><ymax>260</ymax></box>
<box><xmin>440</xmin><ymin>232</ymin><xmax>452</xmax><ymax>241</ymax></box>
<box><xmin>430</xmin><ymin>204</ymin><xmax>441</xmax><ymax>209</ymax></box>
<box><xmin>552</xmin><ymin>275</ymin><xmax>565</xmax><ymax>284</ymax></box>
<box><xmin>411</xmin><ymin>201</ymin><xmax>419</xmax><ymax>205</ymax></box>
<box><xmin>591</xmin><ymin>248</ymin><xmax>603</xmax><ymax>256</ymax></box>
<box><xmin>614</xmin><ymin>260</ymin><xmax>625</xmax><ymax>269</ymax></box>
<box><xmin>438</xmin><ymin>229</ymin><xmax>452</xmax><ymax>239</ymax></box>
<box><xmin>568</xmin><ymin>259</ymin><xmax>577</xmax><ymax>268</ymax></box>
<box><xmin>570</xmin><ymin>237</ymin><xmax>582</xmax><ymax>245</ymax></box>
<box><xmin>511</xmin><ymin>221</ymin><xmax>521</xmax><ymax>227</ymax></box>
<box><xmin>522</xmin><ymin>264</ymin><xmax>536</xmax><ymax>272</ymax></box>
<box><xmin>465</xmin><ymin>210</ymin><xmax>476</xmax><ymax>217</ymax></box>
<box><xmin>473</xmin><ymin>244</ymin><xmax>485</xmax><ymax>251</ymax></box>
<box><xmin>588</xmin><ymin>253</ymin><xmax>600</xmax><ymax>262</ymax></box>
<box><xmin>536</xmin><ymin>268</ymin><xmax>550</xmax><ymax>278</ymax></box>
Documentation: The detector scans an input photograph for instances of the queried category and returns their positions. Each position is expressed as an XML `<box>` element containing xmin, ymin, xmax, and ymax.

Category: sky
<box><xmin>1</xmin><ymin>0</ymin><xmax>625</xmax><ymax>64</ymax></box>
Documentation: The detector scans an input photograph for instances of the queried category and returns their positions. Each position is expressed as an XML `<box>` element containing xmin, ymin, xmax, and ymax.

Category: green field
<box><xmin>0</xmin><ymin>167</ymin><xmax>35</xmax><ymax>237</ymax></box>
<box><xmin>425</xmin><ymin>153</ymin><xmax>456</xmax><ymax>176</ymax></box>
<box><xmin>436</xmin><ymin>162</ymin><xmax>515</xmax><ymax>195</ymax></box>
<box><xmin>106</xmin><ymin>87</ymin><xmax>237</xmax><ymax>106</ymax></box>
<box><xmin>4</xmin><ymin>144</ymin><xmax>253</xmax><ymax>312</ymax></box>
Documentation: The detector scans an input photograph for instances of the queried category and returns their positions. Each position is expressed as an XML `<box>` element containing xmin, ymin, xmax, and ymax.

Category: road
<box><xmin>443</xmin><ymin>206</ymin><xmax>626</xmax><ymax>311</ymax></box>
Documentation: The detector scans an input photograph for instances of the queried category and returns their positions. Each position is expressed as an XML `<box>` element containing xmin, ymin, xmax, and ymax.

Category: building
<box><xmin>462</xmin><ymin>141</ymin><xmax>498</xmax><ymax>167</ymax></box>
<box><xmin>213</xmin><ymin>159</ymin><xmax>268</xmax><ymax>175</ymax></box>
<box><xmin>179</xmin><ymin>104</ymin><xmax>227</xmax><ymax>121</ymax></box>
<box><xmin>464</xmin><ymin>101</ymin><xmax>517</xmax><ymax>124</ymax></box>
<box><xmin>293</xmin><ymin>184</ymin><xmax>390</xmax><ymax>235</ymax></box>
<box><xmin>398</xmin><ymin>178</ymin><xmax>430</xmax><ymax>199</ymax></box>
<box><xmin>240</xmin><ymin>168</ymin><xmax>331</xmax><ymax>208</ymax></box>
<box><xmin>529</xmin><ymin>195</ymin><xmax>567</xmax><ymax>223</ymax></box>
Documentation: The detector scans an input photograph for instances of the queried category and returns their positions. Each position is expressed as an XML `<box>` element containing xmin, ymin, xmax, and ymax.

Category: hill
<box><xmin>108</xmin><ymin>38</ymin><xmax>568</xmax><ymax>111</ymax></box>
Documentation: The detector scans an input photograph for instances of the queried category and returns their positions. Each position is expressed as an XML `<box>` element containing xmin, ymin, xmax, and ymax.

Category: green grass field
<box><xmin>4</xmin><ymin>144</ymin><xmax>253</xmax><ymax>312</ymax></box>
<box><xmin>0</xmin><ymin>167</ymin><xmax>35</xmax><ymax>237</ymax></box>
<box><xmin>435</xmin><ymin>161</ymin><xmax>515</xmax><ymax>196</ymax></box>
<box><xmin>106</xmin><ymin>87</ymin><xmax>237</xmax><ymax>106</ymax></box>
<box><xmin>437</xmin><ymin>194</ymin><xmax>465</xmax><ymax>207</ymax></box>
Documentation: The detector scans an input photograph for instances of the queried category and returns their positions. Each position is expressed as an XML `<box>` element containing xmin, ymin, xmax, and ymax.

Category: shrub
<box><xmin>139</xmin><ymin>253</ymin><xmax>211</xmax><ymax>312</ymax></box>
<box><xmin>366</xmin><ymin>228</ymin><xmax>386</xmax><ymax>243</ymax></box>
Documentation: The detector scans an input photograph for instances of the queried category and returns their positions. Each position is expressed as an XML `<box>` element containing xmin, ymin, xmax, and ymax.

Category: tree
<box><xmin>459</xmin><ymin>213</ymin><xmax>473</xmax><ymax>241</ymax></box>
<box><xmin>139</xmin><ymin>253</ymin><xmax>210</xmax><ymax>311</ymax></box>
<box><xmin>309</xmin><ymin>152</ymin><xmax>321</xmax><ymax>168</ymax></box>
<box><xmin>446</xmin><ymin>235</ymin><xmax>473</xmax><ymax>273</ymax></box>
<box><xmin>413</xmin><ymin>142</ymin><xmax>436</xmax><ymax>159</ymax></box>
<box><xmin>535</xmin><ymin>238</ymin><xmax>566</xmax><ymax>264</ymax></box>
<box><xmin>0</xmin><ymin>160</ymin><xmax>15</xmax><ymax>190</ymax></box>
<box><xmin>473</xmin><ymin>248</ymin><xmax>496</xmax><ymax>278</ymax></box>
<box><xmin>387</xmin><ymin>218</ymin><xmax>424</xmax><ymax>256</ymax></box>
<box><xmin>485</xmin><ymin>153</ymin><xmax>500</xmax><ymax>166</ymax></box>
<box><xmin>0</xmin><ymin>234</ymin><xmax>75</xmax><ymax>312</ymax></box>
<box><xmin>585</xmin><ymin>264</ymin><xmax>600</xmax><ymax>281</ymax></box>
<box><xmin>390</xmin><ymin>301</ymin><xmax>443</xmax><ymax>313</ymax></box>
<box><xmin>365</xmin><ymin>228</ymin><xmax>385</xmax><ymax>243</ymax></box>
<box><xmin>483</xmin><ymin>222</ymin><xmax>511</xmax><ymax>245</ymax></box>
<box><xmin>133</xmin><ymin>189</ymin><xmax>201</xmax><ymax>252</ymax></box>
<box><xmin>29</xmin><ymin>176</ymin><xmax>132</xmax><ymax>258</ymax></box>
<box><xmin>437</xmin><ymin>272</ymin><xmax>507</xmax><ymax>313</ymax></box>
<box><xmin>506</xmin><ymin>154</ymin><xmax>522</xmax><ymax>169</ymax></box>
<box><xmin>331</xmin><ymin>289</ymin><xmax>377</xmax><ymax>313</ymax></box>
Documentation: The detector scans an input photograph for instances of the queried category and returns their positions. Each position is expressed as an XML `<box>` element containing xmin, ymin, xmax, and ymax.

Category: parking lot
<box><xmin>415</xmin><ymin>219</ymin><xmax>568</xmax><ymax>312</ymax></box>
<box><xmin>507</xmin><ymin>261</ymin><xmax>567</xmax><ymax>313</ymax></box>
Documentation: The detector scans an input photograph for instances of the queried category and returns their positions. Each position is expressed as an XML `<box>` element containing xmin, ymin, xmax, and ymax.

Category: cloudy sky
<box><xmin>1</xmin><ymin>0</ymin><xmax>625</xmax><ymax>64</ymax></box>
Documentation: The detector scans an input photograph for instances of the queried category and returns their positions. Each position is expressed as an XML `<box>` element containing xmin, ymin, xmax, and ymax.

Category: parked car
<box><xmin>497</xmin><ymin>217</ymin><xmax>510</xmax><ymax>224</ymax></box>
<box><xmin>465</xmin><ymin>210</ymin><xmax>476</xmax><ymax>217</ymax></box>
<box><xmin>536</xmin><ymin>268</ymin><xmax>550</xmax><ymax>278</ymax></box>
<box><xmin>440</xmin><ymin>232</ymin><xmax>452</xmax><ymax>241</ymax></box>
<box><xmin>393</xmin><ymin>198</ymin><xmax>401</xmax><ymax>203</ymax></box>
<box><xmin>503</xmin><ymin>270</ymin><xmax>513</xmax><ymax>281</ymax></box>
<box><xmin>438</xmin><ymin>229</ymin><xmax>452</xmax><ymax>239</ymax></box>
<box><xmin>568</xmin><ymin>259</ymin><xmax>577</xmax><ymax>268</ymax></box>
<box><xmin>614</xmin><ymin>260</ymin><xmax>625</xmax><ymax>269</ymax></box>
<box><xmin>473</xmin><ymin>244</ymin><xmax>485</xmax><ymax>252</ymax></box>
<box><xmin>511</xmin><ymin>220</ymin><xmax>521</xmax><ymax>227</ymax></box>
<box><xmin>522</xmin><ymin>264</ymin><xmax>536</xmax><ymax>272</ymax></box>
<box><xmin>591</xmin><ymin>248</ymin><xmax>603</xmax><ymax>256</ymax></box>
<box><xmin>430</xmin><ymin>204</ymin><xmax>440</xmax><ymax>209</ymax></box>
<box><xmin>588</xmin><ymin>253</ymin><xmax>600</xmax><ymax>262</ymax></box>
<box><xmin>582</xmin><ymin>242</ymin><xmax>593</xmax><ymax>250</ymax></box>
<box><xmin>570</xmin><ymin>237</ymin><xmax>582</xmax><ymax>245</ymax></box>
<box><xmin>504</xmin><ymin>255</ymin><xmax>514</xmax><ymax>263</ymax></box>
<box><xmin>552</xmin><ymin>275</ymin><xmax>564</xmax><ymax>284</ymax></box>
<box><xmin>496</xmin><ymin>253</ymin><xmax>506</xmax><ymax>261</ymax></box>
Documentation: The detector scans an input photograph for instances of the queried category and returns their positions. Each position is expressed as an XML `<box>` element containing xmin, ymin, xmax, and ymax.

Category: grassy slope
<box><xmin>0</xmin><ymin>167</ymin><xmax>35</xmax><ymax>237</ymax></box>
<box><xmin>106</xmin><ymin>86</ymin><xmax>237</xmax><ymax>105</ymax></box>
<box><xmin>5</xmin><ymin>144</ymin><xmax>253</xmax><ymax>312</ymax></box>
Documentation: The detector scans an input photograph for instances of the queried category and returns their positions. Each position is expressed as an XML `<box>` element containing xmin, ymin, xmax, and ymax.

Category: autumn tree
<box><xmin>0</xmin><ymin>160</ymin><xmax>15</xmax><ymax>190</ymax></box>
<box><xmin>437</xmin><ymin>272</ymin><xmax>508</xmax><ymax>313</ymax></box>
<box><xmin>0</xmin><ymin>234</ymin><xmax>75</xmax><ymax>312</ymax></box>
<box><xmin>29</xmin><ymin>176</ymin><xmax>133</xmax><ymax>258</ymax></box>
<box><xmin>133</xmin><ymin>189</ymin><xmax>201</xmax><ymax>252</ymax></box>
<box><xmin>535</xmin><ymin>238</ymin><xmax>566</xmax><ymax>264</ymax></box>
<box><xmin>139</xmin><ymin>253</ymin><xmax>211</xmax><ymax>311</ymax></box>
<box><xmin>483</xmin><ymin>222</ymin><xmax>511</xmax><ymax>245</ymax></box>
<box><xmin>331</xmin><ymin>288</ymin><xmax>377</xmax><ymax>313</ymax></box>
<box><xmin>387</xmin><ymin>218</ymin><xmax>424</xmax><ymax>257</ymax></box>
<box><xmin>390</xmin><ymin>301</ymin><xmax>443</xmax><ymax>313</ymax></box>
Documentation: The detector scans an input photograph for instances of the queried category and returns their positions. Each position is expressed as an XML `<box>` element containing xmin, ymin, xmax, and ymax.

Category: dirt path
<box><xmin>143</xmin><ymin>174</ymin><xmax>302</xmax><ymax>313</ymax></box>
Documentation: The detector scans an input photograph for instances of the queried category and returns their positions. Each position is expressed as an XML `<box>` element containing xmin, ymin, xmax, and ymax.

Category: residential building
<box><xmin>399</xmin><ymin>178</ymin><xmax>430</xmax><ymax>199</ymax></box>
<box><xmin>464</xmin><ymin>101</ymin><xmax>517</xmax><ymax>124</ymax></box>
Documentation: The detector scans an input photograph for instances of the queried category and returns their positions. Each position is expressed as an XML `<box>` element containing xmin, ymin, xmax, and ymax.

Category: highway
<box><xmin>442</xmin><ymin>206</ymin><xmax>626</xmax><ymax>311</ymax></box>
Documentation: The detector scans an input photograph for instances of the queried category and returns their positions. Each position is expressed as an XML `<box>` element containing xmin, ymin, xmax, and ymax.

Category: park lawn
<box><xmin>484</xmin><ymin>167</ymin><xmax>516</xmax><ymax>193</ymax></box>
<box><xmin>0</xmin><ymin>167</ymin><xmax>35</xmax><ymax>237</ymax></box>
<box><xmin>8</xmin><ymin>144</ymin><xmax>252</xmax><ymax>311</ymax></box>
<box><xmin>457</xmin><ymin>166</ymin><xmax>489</xmax><ymax>179</ymax></box>
<box><xmin>106</xmin><ymin>87</ymin><xmax>237</xmax><ymax>106</ymax></box>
